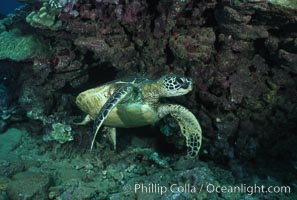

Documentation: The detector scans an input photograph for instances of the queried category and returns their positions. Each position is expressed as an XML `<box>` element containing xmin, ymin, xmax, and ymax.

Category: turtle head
<box><xmin>159</xmin><ymin>74</ymin><xmax>193</xmax><ymax>97</ymax></box>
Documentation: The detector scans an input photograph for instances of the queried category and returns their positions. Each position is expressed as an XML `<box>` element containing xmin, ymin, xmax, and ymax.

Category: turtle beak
<box><xmin>181</xmin><ymin>78</ymin><xmax>192</xmax><ymax>91</ymax></box>
<box><xmin>189</xmin><ymin>82</ymin><xmax>193</xmax><ymax>91</ymax></box>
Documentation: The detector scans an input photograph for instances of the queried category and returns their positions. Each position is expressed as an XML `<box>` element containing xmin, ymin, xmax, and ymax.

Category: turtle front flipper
<box><xmin>158</xmin><ymin>104</ymin><xmax>202</xmax><ymax>157</ymax></box>
<box><xmin>91</xmin><ymin>85</ymin><xmax>134</xmax><ymax>150</ymax></box>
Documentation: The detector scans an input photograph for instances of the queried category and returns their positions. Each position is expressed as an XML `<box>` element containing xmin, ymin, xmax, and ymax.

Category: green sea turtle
<box><xmin>75</xmin><ymin>74</ymin><xmax>202</xmax><ymax>157</ymax></box>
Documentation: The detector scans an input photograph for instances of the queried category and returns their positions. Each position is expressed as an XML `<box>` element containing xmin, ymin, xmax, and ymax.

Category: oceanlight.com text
<box><xmin>122</xmin><ymin>183</ymin><xmax>291</xmax><ymax>196</ymax></box>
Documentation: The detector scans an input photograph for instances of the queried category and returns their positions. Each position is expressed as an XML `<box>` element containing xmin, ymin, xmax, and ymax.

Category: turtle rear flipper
<box><xmin>105</xmin><ymin>127</ymin><xmax>116</xmax><ymax>150</ymax></box>
<box><xmin>91</xmin><ymin>85</ymin><xmax>134</xmax><ymax>150</ymax></box>
<box><xmin>73</xmin><ymin>114</ymin><xmax>92</xmax><ymax>125</ymax></box>
<box><xmin>158</xmin><ymin>104</ymin><xmax>202</xmax><ymax>157</ymax></box>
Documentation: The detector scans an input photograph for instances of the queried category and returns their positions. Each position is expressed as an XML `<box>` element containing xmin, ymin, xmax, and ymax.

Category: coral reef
<box><xmin>169</xmin><ymin>28</ymin><xmax>216</xmax><ymax>62</ymax></box>
<box><xmin>6</xmin><ymin>0</ymin><xmax>296</xmax><ymax>165</ymax></box>
<box><xmin>0</xmin><ymin>29</ymin><xmax>50</xmax><ymax>61</ymax></box>
<box><xmin>26</xmin><ymin>1</ymin><xmax>62</xmax><ymax>30</ymax></box>
<box><xmin>4</xmin><ymin>0</ymin><xmax>296</xmax><ymax>161</ymax></box>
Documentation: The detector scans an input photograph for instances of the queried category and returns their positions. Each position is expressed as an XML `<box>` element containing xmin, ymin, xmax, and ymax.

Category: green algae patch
<box><xmin>269</xmin><ymin>0</ymin><xmax>297</xmax><ymax>10</ymax></box>
<box><xmin>43</xmin><ymin>123</ymin><xmax>73</xmax><ymax>144</ymax></box>
<box><xmin>232</xmin><ymin>0</ymin><xmax>297</xmax><ymax>10</ymax></box>
<box><xmin>0</xmin><ymin>29</ymin><xmax>51</xmax><ymax>61</ymax></box>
